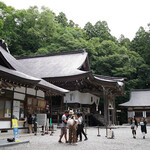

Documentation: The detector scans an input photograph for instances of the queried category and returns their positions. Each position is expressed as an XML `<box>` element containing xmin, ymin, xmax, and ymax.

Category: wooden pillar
<box><xmin>103</xmin><ymin>87</ymin><xmax>108</xmax><ymax>125</ymax></box>
<box><xmin>112</xmin><ymin>96</ymin><xmax>116</xmax><ymax>125</ymax></box>
<box><xmin>61</xmin><ymin>96</ymin><xmax>64</xmax><ymax>113</ymax></box>
<box><xmin>80</xmin><ymin>103</ymin><xmax>82</xmax><ymax>111</ymax></box>
<box><xmin>50</xmin><ymin>97</ymin><xmax>53</xmax><ymax>119</ymax></box>
<box><xmin>57</xmin><ymin>113</ymin><xmax>60</xmax><ymax>125</ymax></box>
<box><xmin>108</xmin><ymin>96</ymin><xmax>111</xmax><ymax>126</ymax></box>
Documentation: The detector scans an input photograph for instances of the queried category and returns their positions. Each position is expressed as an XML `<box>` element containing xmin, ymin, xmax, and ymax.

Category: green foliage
<box><xmin>118</xmin><ymin>34</ymin><xmax>130</xmax><ymax>49</ymax></box>
<box><xmin>35</xmin><ymin>47</ymin><xmax>49</xmax><ymax>55</ymax></box>
<box><xmin>84</xmin><ymin>21</ymin><xmax>116</xmax><ymax>42</ymax></box>
<box><xmin>55</xmin><ymin>12</ymin><xmax>68</xmax><ymax>27</ymax></box>
<box><xmin>130</xmin><ymin>27</ymin><xmax>150</xmax><ymax>65</ymax></box>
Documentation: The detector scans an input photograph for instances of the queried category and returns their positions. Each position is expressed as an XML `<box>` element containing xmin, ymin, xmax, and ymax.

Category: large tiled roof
<box><xmin>18</xmin><ymin>50</ymin><xmax>89</xmax><ymax>78</ymax></box>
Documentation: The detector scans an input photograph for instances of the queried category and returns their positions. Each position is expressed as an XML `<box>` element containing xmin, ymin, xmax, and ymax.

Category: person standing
<box><xmin>34</xmin><ymin>114</ymin><xmax>38</xmax><ymax>135</ymax></box>
<box><xmin>80</xmin><ymin>113</ymin><xmax>88</xmax><ymax>141</ymax></box>
<box><xmin>58</xmin><ymin>110</ymin><xmax>69</xmax><ymax>143</ymax></box>
<box><xmin>27</xmin><ymin>114</ymin><xmax>33</xmax><ymax>134</ymax></box>
<box><xmin>140</xmin><ymin>117</ymin><xmax>147</xmax><ymax>139</ymax></box>
<box><xmin>77</xmin><ymin>113</ymin><xmax>82</xmax><ymax>141</ymax></box>
<box><xmin>77</xmin><ymin>113</ymin><xmax>88</xmax><ymax>141</ymax></box>
<box><xmin>130</xmin><ymin>116</ymin><xmax>138</xmax><ymax>139</ymax></box>
<box><xmin>67</xmin><ymin>110</ymin><xmax>78</xmax><ymax>145</ymax></box>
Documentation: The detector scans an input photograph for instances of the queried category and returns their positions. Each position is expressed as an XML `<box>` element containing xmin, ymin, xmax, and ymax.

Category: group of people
<box><xmin>130</xmin><ymin>116</ymin><xmax>147</xmax><ymax>139</ymax></box>
<box><xmin>58</xmin><ymin>110</ymin><xmax>88</xmax><ymax>145</ymax></box>
<box><xmin>27</xmin><ymin>114</ymin><xmax>38</xmax><ymax>135</ymax></box>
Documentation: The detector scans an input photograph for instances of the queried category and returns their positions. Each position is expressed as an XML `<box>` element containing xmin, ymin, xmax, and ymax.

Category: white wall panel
<box><xmin>0</xmin><ymin>121</ymin><xmax>11</xmax><ymax>129</ymax></box>
<box><xmin>27</xmin><ymin>88</ymin><xmax>36</xmax><ymax>95</ymax></box>
<box><xmin>64</xmin><ymin>91</ymin><xmax>100</xmax><ymax>104</ymax></box>
<box><xmin>14</xmin><ymin>92</ymin><xmax>25</xmax><ymax>101</ymax></box>
<box><xmin>14</xmin><ymin>87</ymin><xmax>25</xmax><ymax>93</ymax></box>
<box><xmin>37</xmin><ymin>90</ymin><xmax>45</xmax><ymax>98</ymax></box>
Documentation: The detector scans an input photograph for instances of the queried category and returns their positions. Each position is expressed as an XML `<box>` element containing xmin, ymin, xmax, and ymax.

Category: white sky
<box><xmin>1</xmin><ymin>0</ymin><xmax>150</xmax><ymax>40</ymax></box>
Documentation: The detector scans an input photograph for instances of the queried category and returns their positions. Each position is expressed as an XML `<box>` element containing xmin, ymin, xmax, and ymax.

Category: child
<box><xmin>107</xmin><ymin>128</ymin><xmax>114</xmax><ymax>139</ymax></box>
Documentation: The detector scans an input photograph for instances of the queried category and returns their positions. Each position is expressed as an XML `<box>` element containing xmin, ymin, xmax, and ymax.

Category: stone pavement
<box><xmin>0</xmin><ymin>126</ymin><xmax>150</xmax><ymax>150</ymax></box>
<box><xmin>0</xmin><ymin>139</ymin><xmax>29</xmax><ymax>148</ymax></box>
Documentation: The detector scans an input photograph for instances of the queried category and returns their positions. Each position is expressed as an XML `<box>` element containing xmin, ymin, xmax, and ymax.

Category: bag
<box><xmin>7</xmin><ymin>138</ymin><xmax>15</xmax><ymax>142</ymax></box>
<box><xmin>67</xmin><ymin>118</ymin><xmax>74</xmax><ymax>126</ymax></box>
<box><xmin>131</xmin><ymin>126</ymin><xmax>134</xmax><ymax>130</ymax></box>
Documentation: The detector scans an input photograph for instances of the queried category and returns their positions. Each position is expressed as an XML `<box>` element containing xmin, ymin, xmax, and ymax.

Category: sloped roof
<box><xmin>0</xmin><ymin>65</ymin><xmax>40</xmax><ymax>84</ymax></box>
<box><xmin>119</xmin><ymin>89</ymin><xmax>150</xmax><ymax>107</ymax></box>
<box><xmin>18</xmin><ymin>50</ymin><xmax>89</xmax><ymax>78</ymax></box>
<box><xmin>0</xmin><ymin>44</ymin><xmax>68</xmax><ymax>94</ymax></box>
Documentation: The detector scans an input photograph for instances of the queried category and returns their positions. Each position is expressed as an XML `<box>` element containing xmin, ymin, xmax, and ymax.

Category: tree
<box><xmin>130</xmin><ymin>26</ymin><xmax>150</xmax><ymax>65</ymax></box>
<box><xmin>55</xmin><ymin>12</ymin><xmax>68</xmax><ymax>27</ymax></box>
<box><xmin>1</xmin><ymin>6</ymin><xmax>58</xmax><ymax>56</ymax></box>
<box><xmin>0</xmin><ymin>1</ymin><xmax>15</xmax><ymax>41</ymax></box>
<box><xmin>118</xmin><ymin>34</ymin><xmax>130</xmax><ymax>49</ymax></box>
<box><xmin>84</xmin><ymin>22</ymin><xmax>95</xmax><ymax>40</ymax></box>
<box><xmin>69</xmin><ymin>20</ymin><xmax>75</xmax><ymax>28</ymax></box>
<box><xmin>84</xmin><ymin>21</ymin><xmax>115</xmax><ymax>42</ymax></box>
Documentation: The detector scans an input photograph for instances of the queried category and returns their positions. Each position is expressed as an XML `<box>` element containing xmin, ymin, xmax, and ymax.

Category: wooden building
<box><xmin>120</xmin><ymin>89</ymin><xmax>150</xmax><ymax>123</ymax></box>
<box><xmin>0</xmin><ymin>40</ymin><xmax>68</xmax><ymax>131</ymax></box>
<box><xmin>18</xmin><ymin>50</ymin><xmax>125</xmax><ymax>126</ymax></box>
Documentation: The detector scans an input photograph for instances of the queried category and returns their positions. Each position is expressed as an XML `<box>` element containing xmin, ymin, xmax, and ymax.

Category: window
<box><xmin>146</xmin><ymin>111</ymin><xmax>150</xmax><ymax>117</ymax></box>
<box><xmin>0</xmin><ymin>100</ymin><xmax>5</xmax><ymax>118</ymax></box>
<box><xmin>19</xmin><ymin>102</ymin><xmax>24</xmax><ymax>119</ymax></box>
<box><xmin>0</xmin><ymin>90</ymin><xmax>13</xmax><ymax>98</ymax></box>
<box><xmin>135</xmin><ymin>111</ymin><xmax>143</xmax><ymax>117</ymax></box>
<box><xmin>26</xmin><ymin>96</ymin><xmax>46</xmax><ymax>114</ymax></box>
<box><xmin>0</xmin><ymin>99</ymin><xmax>11</xmax><ymax>118</ymax></box>
<box><xmin>91</xmin><ymin>97</ymin><xmax>93</xmax><ymax>102</ymax></box>
<box><xmin>70</xmin><ymin>93</ymin><xmax>73</xmax><ymax>101</ymax></box>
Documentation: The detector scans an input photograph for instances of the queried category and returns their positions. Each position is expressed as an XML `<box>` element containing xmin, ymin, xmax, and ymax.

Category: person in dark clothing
<box><xmin>77</xmin><ymin>113</ymin><xmax>82</xmax><ymax>141</ymax></box>
<box><xmin>77</xmin><ymin>113</ymin><xmax>88</xmax><ymax>141</ymax></box>
<box><xmin>33</xmin><ymin>114</ymin><xmax>38</xmax><ymax>135</ymax></box>
<box><xmin>27</xmin><ymin>114</ymin><xmax>33</xmax><ymax>133</ymax></box>
<box><xmin>130</xmin><ymin>116</ymin><xmax>138</xmax><ymax>139</ymax></box>
<box><xmin>140</xmin><ymin>117</ymin><xmax>147</xmax><ymax>139</ymax></box>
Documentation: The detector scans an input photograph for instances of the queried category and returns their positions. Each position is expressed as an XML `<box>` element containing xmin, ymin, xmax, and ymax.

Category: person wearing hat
<box><xmin>67</xmin><ymin>109</ymin><xmax>78</xmax><ymax>145</ymax></box>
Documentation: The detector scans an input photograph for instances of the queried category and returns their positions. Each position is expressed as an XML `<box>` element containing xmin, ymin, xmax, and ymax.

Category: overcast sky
<box><xmin>1</xmin><ymin>0</ymin><xmax>150</xmax><ymax>40</ymax></box>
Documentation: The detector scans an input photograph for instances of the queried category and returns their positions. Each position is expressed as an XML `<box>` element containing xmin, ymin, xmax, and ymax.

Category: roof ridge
<box><xmin>17</xmin><ymin>49</ymin><xmax>86</xmax><ymax>59</ymax></box>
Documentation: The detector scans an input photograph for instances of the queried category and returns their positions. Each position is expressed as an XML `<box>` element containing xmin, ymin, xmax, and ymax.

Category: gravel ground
<box><xmin>0</xmin><ymin>126</ymin><xmax>150</xmax><ymax>150</ymax></box>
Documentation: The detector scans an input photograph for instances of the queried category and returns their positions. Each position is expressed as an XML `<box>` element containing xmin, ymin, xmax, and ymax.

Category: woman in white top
<box><xmin>139</xmin><ymin>117</ymin><xmax>147</xmax><ymax>139</ymax></box>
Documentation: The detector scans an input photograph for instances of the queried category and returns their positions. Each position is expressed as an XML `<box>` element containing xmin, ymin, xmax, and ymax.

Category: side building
<box><xmin>120</xmin><ymin>89</ymin><xmax>150</xmax><ymax>123</ymax></box>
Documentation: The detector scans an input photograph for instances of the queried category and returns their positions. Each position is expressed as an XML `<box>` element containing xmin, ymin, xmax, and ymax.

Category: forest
<box><xmin>1</xmin><ymin>1</ymin><xmax>150</xmax><ymax>122</ymax></box>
